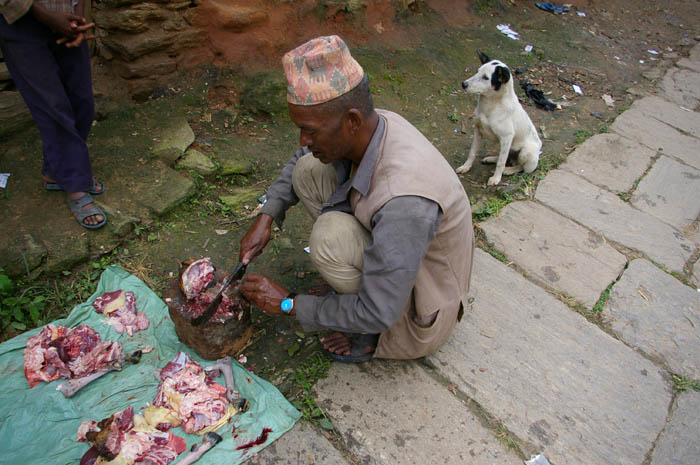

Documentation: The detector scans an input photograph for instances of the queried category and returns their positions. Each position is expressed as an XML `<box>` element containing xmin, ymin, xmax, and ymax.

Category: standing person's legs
<box><xmin>0</xmin><ymin>14</ymin><xmax>104</xmax><ymax>227</ymax></box>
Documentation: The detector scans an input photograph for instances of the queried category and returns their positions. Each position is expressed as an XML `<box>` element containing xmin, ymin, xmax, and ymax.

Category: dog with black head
<box><xmin>456</xmin><ymin>50</ymin><xmax>541</xmax><ymax>186</ymax></box>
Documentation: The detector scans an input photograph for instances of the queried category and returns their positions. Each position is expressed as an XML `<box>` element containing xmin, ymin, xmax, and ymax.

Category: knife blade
<box><xmin>191</xmin><ymin>262</ymin><xmax>247</xmax><ymax>326</ymax></box>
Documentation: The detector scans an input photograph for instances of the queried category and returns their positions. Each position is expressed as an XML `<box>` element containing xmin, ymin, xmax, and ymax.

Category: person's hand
<box><xmin>32</xmin><ymin>4</ymin><xmax>88</xmax><ymax>39</ymax></box>
<box><xmin>240</xmin><ymin>274</ymin><xmax>291</xmax><ymax>316</ymax></box>
<box><xmin>239</xmin><ymin>214</ymin><xmax>273</xmax><ymax>265</ymax></box>
<box><xmin>56</xmin><ymin>24</ymin><xmax>96</xmax><ymax>48</ymax></box>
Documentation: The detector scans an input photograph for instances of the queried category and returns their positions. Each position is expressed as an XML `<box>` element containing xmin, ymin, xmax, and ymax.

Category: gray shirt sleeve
<box><xmin>295</xmin><ymin>195</ymin><xmax>443</xmax><ymax>334</ymax></box>
<box><xmin>259</xmin><ymin>147</ymin><xmax>310</xmax><ymax>228</ymax></box>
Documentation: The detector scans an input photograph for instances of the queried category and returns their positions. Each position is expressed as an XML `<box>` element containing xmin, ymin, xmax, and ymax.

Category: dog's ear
<box><xmin>491</xmin><ymin>65</ymin><xmax>511</xmax><ymax>91</ymax></box>
<box><xmin>477</xmin><ymin>49</ymin><xmax>492</xmax><ymax>64</ymax></box>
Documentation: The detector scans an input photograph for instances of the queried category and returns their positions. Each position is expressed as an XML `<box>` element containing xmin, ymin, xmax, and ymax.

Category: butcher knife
<box><xmin>191</xmin><ymin>262</ymin><xmax>247</xmax><ymax>326</ymax></box>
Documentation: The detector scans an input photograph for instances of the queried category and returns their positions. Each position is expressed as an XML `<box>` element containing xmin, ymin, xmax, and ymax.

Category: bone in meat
<box><xmin>173</xmin><ymin>432</ymin><xmax>222</xmax><ymax>465</ymax></box>
<box><xmin>203</xmin><ymin>357</ymin><xmax>239</xmax><ymax>403</ymax></box>
<box><xmin>56</xmin><ymin>350</ymin><xmax>142</xmax><ymax>397</ymax></box>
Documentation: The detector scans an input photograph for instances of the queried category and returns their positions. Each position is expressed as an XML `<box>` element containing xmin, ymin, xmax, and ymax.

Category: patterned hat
<box><xmin>282</xmin><ymin>35</ymin><xmax>364</xmax><ymax>106</ymax></box>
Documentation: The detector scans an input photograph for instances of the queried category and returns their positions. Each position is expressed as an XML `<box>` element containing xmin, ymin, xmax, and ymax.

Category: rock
<box><xmin>151</xmin><ymin>116</ymin><xmax>195</xmax><ymax>159</ymax></box>
<box><xmin>480</xmin><ymin>201</ymin><xmax>627</xmax><ymax>308</ymax></box>
<box><xmin>612</xmin><ymin>107</ymin><xmax>700</xmax><ymax>170</ymax></box>
<box><xmin>99</xmin><ymin>203</ymin><xmax>139</xmax><ymax>237</ymax></box>
<box><xmin>136</xmin><ymin>161</ymin><xmax>195</xmax><ymax>216</ymax></box>
<box><xmin>428</xmin><ymin>250</ymin><xmax>672</xmax><ymax>465</ymax></box>
<box><xmin>0</xmin><ymin>91</ymin><xmax>34</xmax><ymax>137</ymax></box>
<box><xmin>176</xmin><ymin>149</ymin><xmax>216</xmax><ymax>176</ymax></box>
<box><xmin>93</xmin><ymin>6</ymin><xmax>167</xmax><ymax>33</ymax></box>
<box><xmin>100</xmin><ymin>29</ymin><xmax>174</xmax><ymax>61</ymax></box>
<box><xmin>606</xmin><ymin>259</ymin><xmax>700</xmax><ymax>377</ymax></box>
<box><xmin>535</xmin><ymin>170</ymin><xmax>694</xmax><ymax>272</ymax></box>
<box><xmin>219</xmin><ymin>6</ymin><xmax>268</xmax><ymax>32</ymax></box>
<box><xmin>650</xmin><ymin>390</ymin><xmax>700</xmax><ymax>465</ymax></box>
<box><xmin>247</xmin><ymin>423</ymin><xmax>351</xmax><ymax>465</ymax></box>
<box><xmin>44</xmin><ymin>232</ymin><xmax>90</xmax><ymax>275</ymax></box>
<box><xmin>220</xmin><ymin>188</ymin><xmax>261</xmax><ymax>209</ymax></box>
<box><xmin>241</xmin><ymin>72</ymin><xmax>288</xmax><ymax>116</ymax></box>
<box><xmin>219</xmin><ymin>159</ymin><xmax>254</xmax><ymax>176</ymax></box>
<box><xmin>630</xmin><ymin>155</ymin><xmax>700</xmax><ymax>231</ymax></box>
<box><xmin>0</xmin><ymin>62</ymin><xmax>11</xmax><ymax>81</ymax></box>
<box><xmin>316</xmin><ymin>360</ymin><xmax>523</xmax><ymax>464</ymax></box>
<box><xmin>0</xmin><ymin>234</ymin><xmax>47</xmax><ymax>279</ymax></box>
<box><xmin>118</xmin><ymin>54</ymin><xmax>177</xmax><ymax>79</ymax></box>
<box><xmin>559</xmin><ymin>133</ymin><xmax>655</xmax><ymax>193</ymax></box>
<box><xmin>642</xmin><ymin>68</ymin><xmax>663</xmax><ymax>80</ymax></box>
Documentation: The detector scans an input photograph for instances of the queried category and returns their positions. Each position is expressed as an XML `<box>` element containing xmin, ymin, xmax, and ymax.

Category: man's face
<box><xmin>288</xmin><ymin>103</ymin><xmax>351</xmax><ymax>164</ymax></box>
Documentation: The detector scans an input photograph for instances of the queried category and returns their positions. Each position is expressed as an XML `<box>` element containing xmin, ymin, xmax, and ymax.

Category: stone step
<box><xmin>611</xmin><ymin>106</ymin><xmax>700</xmax><ymax>170</ymax></box>
<box><xmin>605</xmin><ymin>258</ymin><xmax>700</xmax><ymax>378</ymax></box>
<box><xmin>315</xmin><ymin>359</ymin><xmax>522</xmax><ymax>465</ymax></box>
<box><xmin>427</xmin><ymin>249</ymin><xmax>672</xmax><ymax>465</ymax></box>
<box><xmin>650</xmin><ymin>390</ymin><xmax>700</xmax><ymax>465</ymax></box>
<box><xmin>535</xmin><ymin>170</ymin><xmax>694</xmax><ymax>272</ymax></box>
<box><xmin>480</xmin><ymin>200</ymin><xmax>627</xmax><ymax>308</ymax></box>
<box><xmin>660</xmin><ymin>67</ymin><xmax>700</xmax><ymax>111</ymax></box>
<box><xmin>247</xmin><ymin>422</ymin><xmax>351</xmax><ymax>465</ymax></box>
<box><xmin>559</xmin><ymin>133</ymin><xmax>655</xmax><ymax>193</ymax></box>
<box><xmin>630</xmin><ymin>155</ymin><xmax>700</xmax><ymax>231</ymax></box>
<box><xmin>630</xmin><ymin>96</ymin><xmax>700</xmax><ymax>138</ymax></box>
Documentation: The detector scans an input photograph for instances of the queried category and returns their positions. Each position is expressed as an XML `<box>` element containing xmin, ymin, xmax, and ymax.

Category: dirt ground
<box><xmin>2</xmin><ymin>0</ymin><xmax>699</xmax><ymax>408</ymax></box>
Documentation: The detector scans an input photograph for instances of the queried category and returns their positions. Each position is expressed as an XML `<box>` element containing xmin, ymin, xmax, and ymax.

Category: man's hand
<box><xmin>240</xmin><ymin>274</ymin><xmax>292</xmax><ymax>316</ymax></box>
<box><xmin>56</xmin><ymin>26</ymin><xmax>96</xmax><ymax>48</ymax></box>
<box><xmin>32</xmin><ymin>3</ymin><xmax>86</xmax><ymax>38</ymax></box>
<box><xmin>239</xmin><ymin>214</ymin><xmax>273</xmax><ymax>265</ymax></box>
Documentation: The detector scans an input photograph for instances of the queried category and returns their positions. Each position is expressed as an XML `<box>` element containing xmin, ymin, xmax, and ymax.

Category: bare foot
<box><xmin>320</xmin><ymin>332</ymin><xmax>376</xmax><ymax>356</ymax></box>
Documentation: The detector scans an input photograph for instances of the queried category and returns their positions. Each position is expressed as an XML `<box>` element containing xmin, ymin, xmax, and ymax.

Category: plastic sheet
<box><xmin>0</xmin><ymin>265</ymin><xmax>300</xmax><ymax>465</ymax></box>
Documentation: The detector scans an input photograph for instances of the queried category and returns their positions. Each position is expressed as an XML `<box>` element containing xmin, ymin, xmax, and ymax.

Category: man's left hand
<box><xmin>56</xmin><ymin>22</ymin><xmax>96</xmax><ymax>48</ymax></box>
<box><xmin>240</xmin><ymin>274</ymin><xmax>292</xmax><ymax>316</ymax></box>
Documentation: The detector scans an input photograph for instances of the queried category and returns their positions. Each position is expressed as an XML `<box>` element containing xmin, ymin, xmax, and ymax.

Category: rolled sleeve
<box><xmin>1</xmin><ymin>0</ymin><xmax>33</xmax><ymax>24</ymax></box>
<box><xmin>295</xmin><ymin>196</ymin><xmax>443</xmax><ymax>334</ymax></box>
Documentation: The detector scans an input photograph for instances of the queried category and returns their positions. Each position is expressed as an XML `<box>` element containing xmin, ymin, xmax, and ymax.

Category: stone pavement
<box><xmin>250</xmin><ymin>45</ymin><xmax>700</xmax><ymax>465</ymax></box>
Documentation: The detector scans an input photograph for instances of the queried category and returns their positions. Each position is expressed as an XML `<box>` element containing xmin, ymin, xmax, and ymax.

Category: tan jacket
<box><xmin>351</xmin><ymin>110</ymin><xmax>475</xmax><ymax>359</ymax></box>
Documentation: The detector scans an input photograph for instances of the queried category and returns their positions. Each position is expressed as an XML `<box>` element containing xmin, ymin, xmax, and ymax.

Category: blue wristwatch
<box><xmin>280</xmin><ymin>293</ymin><xmax>297</xmax><ymax>314</ymax></box>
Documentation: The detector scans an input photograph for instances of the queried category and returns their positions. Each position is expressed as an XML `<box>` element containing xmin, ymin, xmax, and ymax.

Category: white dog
<box><xmin>456</xmin><ymin>51</ymin><xmax>541</xmax><ymax>186</ymax></box>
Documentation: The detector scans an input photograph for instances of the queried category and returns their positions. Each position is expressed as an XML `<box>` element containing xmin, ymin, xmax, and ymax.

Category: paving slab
<box><xmin>650</xmin><ymin>389</ymin><xmax>700</xmax><ymax>465</ymax></box>
<box><xmin>134</xmin><ymin>161</ymin><xmax>195</xmax><ymax>216</ymax></box>
<box><xmin>315</xmin><ymin>359</ymin><xmax>522</xmax><ymax>465</ymax></box>
<box><xmin>427</xmin><ymin>249</ymin><xmax>672</xmax><ymax>465</ymax></box>
<box><xmin>247</xmin><ymin>422</ymin><xmax>350</xmax><ymax>465</ymax></box>
<box><xmin>660</xmin><ymin>67</ymin><xmax>700</xmax><ymax>111</ymax></box>
<box><xmin>693</xmin><ymin>262</ymin><xmax>700</xmax><ymax>288</ymax></box>
<box><xmin>480</xmin><ymin>201</ymin><xmax>627</xmax><ymax>307</ymax></box>
<box><xmin>558</xmin><ymin>133</ymin><xmax>655</xmax><ymax>193</ymax></box>
<box><xmin>676</xmin><ymin>57</ymin><xmax>700</xmax><ymax>73</ymax></box>
<box><xmin>631</xmin><ymin>155</ymin><xmax>700</xmax><ymax>230</ymax></box>
<box><xmin>630</xmin><ymin>95</ymin><xmax>700</xmax><ymax>138</ymax></box>
<box><xmin>535</xmin><ymin>170</ymin><xmax>694</xmax><ymax>272</ymax></box>
<box><xmin>605</xmin><ymin>259</ymin><xmax>700</xmax><ymax>378</ymax></box>
<box><xmin>611</xmin><ymin>107</ymin><xmax>700</xmax><ymax>170</ymax></box>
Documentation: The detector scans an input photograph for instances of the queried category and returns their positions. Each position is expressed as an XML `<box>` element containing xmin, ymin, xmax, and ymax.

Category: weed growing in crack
<box><xmin>672</xmin><ymin>374</ymin><xmax>700</xmax><ymax>393</ymax></box>
<box><xmin>291</xmin><ymin>352</ymin><xmax>333</xmax><ymax>430</ymax></box>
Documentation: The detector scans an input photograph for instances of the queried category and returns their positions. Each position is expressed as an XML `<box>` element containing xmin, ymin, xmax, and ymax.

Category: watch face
<box><xmin>281</xmin><ymin>298</ymin><xmax>293</xmax><ymax>313</ymax></box>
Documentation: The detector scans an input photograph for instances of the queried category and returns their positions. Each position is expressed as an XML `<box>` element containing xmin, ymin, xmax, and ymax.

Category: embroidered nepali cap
<box><xmin>282</xmin><ymin>35</ymin><xmax>364</xmax><ymax>106</ymax></box>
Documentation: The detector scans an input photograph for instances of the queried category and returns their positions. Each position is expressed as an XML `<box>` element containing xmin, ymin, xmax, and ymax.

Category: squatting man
<box><xmin>238</xmin><ymin>35</ymin><xmax>475</xmax><ymax>363</ymax></box>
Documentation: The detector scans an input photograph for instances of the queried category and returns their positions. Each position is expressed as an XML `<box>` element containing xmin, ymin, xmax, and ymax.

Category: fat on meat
<box><xmin>78</xmin><ymin>406</ymin><xmax>186</xmax><ymax>465</ymax></box>
<box><xmin>179</xmin><ymin>258</ymin><xmax>215</xmax><ymax>301</ymax></box>
<box><xmin>153</xmin><ymin>352</ymin><xmax>232</xmax><ymax>434</ymax></box>
<box><xmin>23</xmin><ymin>324</ymin><xmax>123</xmax><ymax>388</ymax></box>
<box><xmin>93</xmin><ymin>290</ymin><xmax>150</xmax><ymax>336</ymax></box>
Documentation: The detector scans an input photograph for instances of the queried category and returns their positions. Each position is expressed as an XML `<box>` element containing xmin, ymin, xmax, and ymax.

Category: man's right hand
<box><xmin>239</xmin><ymin>214</ymin><xmax>274</xmax><ymax>265</ymax></box>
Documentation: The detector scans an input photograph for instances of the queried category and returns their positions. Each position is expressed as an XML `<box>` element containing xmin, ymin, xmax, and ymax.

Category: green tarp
<box><xmin>0</xmin><ymin>265</ymin><xmax>299</xmax><ymax>465</ymax></box>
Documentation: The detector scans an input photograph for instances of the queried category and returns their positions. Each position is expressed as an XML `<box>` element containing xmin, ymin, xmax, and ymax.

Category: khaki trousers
<box><xmin>292</xmin><ymin>154</ymin><xmax>370</xmax><ymax>294</ymax></box>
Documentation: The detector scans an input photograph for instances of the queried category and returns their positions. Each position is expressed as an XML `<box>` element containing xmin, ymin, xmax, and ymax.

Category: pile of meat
<box><xmin>179</xmin><ymin>257</ymin><xmax>244</xmax><ymax>324</ymax></box>
<box><xmin>23</xmin><ymin>324</ymin><xmax>123</xmax><ymax>388</ymax></box>
<box><xmin>93</xmin><ymin>290</ymin><xmax>150</xmax><ymax>336</ymax></box>
<box><xmin>77</xmin><ymin>406</ymin><xmax>186</xmax><ymax>465</ymax></box>
<box><xmin>151</xmin><ymin>351</ymin><xmax>236</xmax><ymax>434</ymax></box>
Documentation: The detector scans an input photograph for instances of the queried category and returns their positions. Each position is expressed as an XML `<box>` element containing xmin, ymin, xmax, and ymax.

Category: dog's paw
<box><xmin>487</xmin><ymin>174</ymin><xmax>502</xmax><ymax>186</ymax></box>
<box><xmin>455</xmin><ymin>163</ymin><xmax>473</xmax><ymax>174</ymax></box>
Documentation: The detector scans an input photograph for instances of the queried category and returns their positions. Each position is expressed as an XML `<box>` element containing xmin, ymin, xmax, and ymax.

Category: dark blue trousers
<box><xmin>0</xmin><ymin>11</ymin><xmax>94</xmax><ymax>192</ymax></box>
